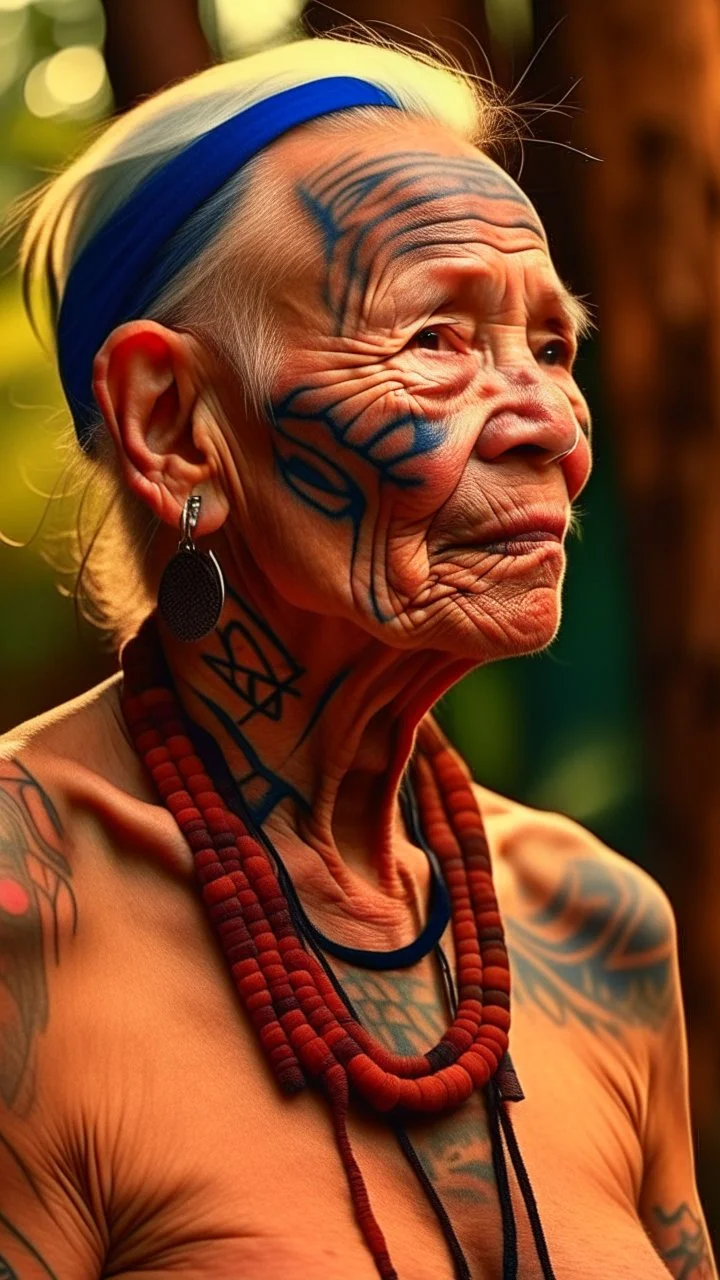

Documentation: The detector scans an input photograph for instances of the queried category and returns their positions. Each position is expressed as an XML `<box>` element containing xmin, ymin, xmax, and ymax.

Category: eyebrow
<box><xmin>551</xmin><ymin>286</ymin><xmax>594</xmax><ymax>342</ymax></box>
<box><xmin>401</xmin><ymin>273</ymin><xmax>594</xmax><ymax>344</ymax></box>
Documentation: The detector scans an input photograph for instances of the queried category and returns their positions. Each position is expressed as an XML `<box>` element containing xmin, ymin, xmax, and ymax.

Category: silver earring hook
<box><xmin>159</xmin><ymin>490</ymin><xmax>225</xmax><ymax>642</ymax></box>
<box><xmin>179</xmin><ymin>494</ymin><xmax>201</xmax><ymax>549</ymax></box>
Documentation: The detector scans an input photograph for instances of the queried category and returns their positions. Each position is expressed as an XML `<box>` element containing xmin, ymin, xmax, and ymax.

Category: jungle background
<box><xmin>1</xmin><ymin>0</ymin><xmax>718</xmax><ymax>1255</ymax></box>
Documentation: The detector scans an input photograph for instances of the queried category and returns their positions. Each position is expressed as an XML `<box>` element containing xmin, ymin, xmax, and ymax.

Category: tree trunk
<box><xmin>569</xmin><ymin>0</ymin><xmax>720</xmax><ymax>1220</ymax></box>
<box><xmin>303</xmin><ymin>0</ymin><xmax>490</xmax><ymax>76</ymax></box>
<box><xmin>101</xmin><ymin>0</ymin><xmax>213</xmax><ymax>111</ymax></box>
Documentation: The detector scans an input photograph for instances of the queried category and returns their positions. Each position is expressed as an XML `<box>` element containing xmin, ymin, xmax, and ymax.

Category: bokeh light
<box><xmin>24</xmin><ymin>41</ymin><xmax>108</xmax><ymax>117</ymax></box>
<box><xmin>205</xmin><ymin>0</ymin><xmax>303</xmax><ymax>55</ymax></box>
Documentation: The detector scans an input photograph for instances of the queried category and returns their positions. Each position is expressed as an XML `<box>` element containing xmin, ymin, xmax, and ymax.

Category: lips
<box><xmin>437</xmin><ymin>513</ymin><xmax>568</xmax><ymax>559</ymax></box>
<box><xmin>478</xmin><ymin>531</ymin><xmax>562</xmax><ymax>555</ymax></box>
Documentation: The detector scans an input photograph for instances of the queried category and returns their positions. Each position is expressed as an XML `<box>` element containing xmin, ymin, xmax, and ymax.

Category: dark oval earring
<box><xmin>157</xmin><ymin>494</ymin><xmax>225</xmax><ymax>642</ymax></box>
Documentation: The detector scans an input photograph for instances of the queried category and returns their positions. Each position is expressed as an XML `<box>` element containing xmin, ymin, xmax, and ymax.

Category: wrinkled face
<box><xmin>231</xmin><ymin>117</ymin><xmax>592</xmax><ymax>662</ymax></box>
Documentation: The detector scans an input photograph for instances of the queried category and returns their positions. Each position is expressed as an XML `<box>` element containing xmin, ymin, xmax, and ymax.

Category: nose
<box><xmin>475</xmin><ymin>383</ymin><xmax>591</xmax><ymax>502</ymax></box>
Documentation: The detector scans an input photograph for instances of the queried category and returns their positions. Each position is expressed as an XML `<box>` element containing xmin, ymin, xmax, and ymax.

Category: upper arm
<box><xmin>0</xmin><ymin>755</ymin><xmax>104</xmax><ymax>1278</ymax></box>
<box><xmin>499</xmin><ymin>800</ymin><xmax>716</xmax><ymax>1277</ymax></box>
<box><xmin>637</xmin><ymin>888</ymin><xmax>717</xmax><ymax>1279</ymax></box>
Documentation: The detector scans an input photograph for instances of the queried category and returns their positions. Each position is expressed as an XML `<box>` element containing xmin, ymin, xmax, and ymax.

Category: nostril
<box><xmin>476</xmin><ymin>403</ymin><xmax>581</xmax><ymax>468</ymax></box>
<box><xmin>511</xmin><ymin>443</ymin><xmax>546</xmax><ymax>458</ymax></box>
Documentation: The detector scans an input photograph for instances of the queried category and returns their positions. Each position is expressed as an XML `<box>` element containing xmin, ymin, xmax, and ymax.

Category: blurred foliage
<box><xmin>0</xmin><ymin>0</ymin><xmax>116</xmax><ymax>734</ymax></box>
<box><xmin>0</xmin><ymin>0</ymin><xmax>648</xmax><ymax>870</ymax></box>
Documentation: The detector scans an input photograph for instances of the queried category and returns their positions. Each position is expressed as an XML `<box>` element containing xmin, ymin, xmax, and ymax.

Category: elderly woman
<box><xmin>0</xmin><ymin>35</ymin><xmax>715</xmax><ymax>1280</ymax></box>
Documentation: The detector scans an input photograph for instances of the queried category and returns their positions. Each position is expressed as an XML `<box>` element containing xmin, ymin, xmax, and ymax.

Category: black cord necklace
<box><xmin>275</xmin><ymin>775</ymin><xmax>452</xmax><ymax>969</ymax></box>
<box><xmin>186</xmin><ymin>716</ymin><xmax>555</xmax><ymax>1280</ymax></box>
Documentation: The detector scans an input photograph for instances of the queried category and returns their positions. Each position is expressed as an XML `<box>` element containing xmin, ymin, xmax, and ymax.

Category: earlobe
<box><xmin>92</xmin><ymin>319</ymin><xmax>228</xmax><ymax>533</ymax></box>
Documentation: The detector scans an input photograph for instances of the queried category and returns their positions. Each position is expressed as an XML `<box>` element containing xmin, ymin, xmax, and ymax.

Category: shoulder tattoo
<box><xmin>0</xmin><ymin>760</ymin><xmax>76</xmax><ymax>1110</ymax></box>
<box><xmin>506</xmin><ymin>854</ymin><xmax>674</xmax><ymax>1037</ymax></box>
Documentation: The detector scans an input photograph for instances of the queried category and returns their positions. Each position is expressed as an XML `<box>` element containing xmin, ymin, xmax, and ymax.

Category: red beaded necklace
<box><xmin>121</xmin><ymin>616</ymin><xmax>515</xmax><ymax>1280</ymax></box>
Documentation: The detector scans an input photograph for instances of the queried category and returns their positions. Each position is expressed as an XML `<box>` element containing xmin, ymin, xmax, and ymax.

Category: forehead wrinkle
<box><xmin>354</xmin><ymin>209</ymin><xmax>546</xmax><ymax>331</ymax></box>
<box><xmin>332</xmin><ymin>190</ymin><xmax>544</xmax><ymax>334</ymax></box>
<box><xmin>295</xmin><ymin>142</ymin><xmax>549</xmax><ymax>335</ymax></box>
<box><xmin>304</xmin><ymin>149</ymin><xmax>478</xmax><ymax>201</ymax></box>
<box><xmin>364</xmin><ymin>191</ymin><xmax>543</xmax><ymax>251</ymax></box>
<box><xmin>379</xmin><ymin>209</ymin><xmax>546</xmax><ymax>264</ymax></box>
<box><xmin>363</xmin><ymin>249</ymin><xmax>582</xmax><ymax>341</ymax></box>
<box><xmin>352</xmin><ymin>189</ymin><xmax>543</xmax><ymax>272</ymax></box>
<box><xmin>333</xmin><ymin>159</ymin><xmax>528</xmax><ymax>223</ymax></box>
<box><xmin>302</xmin><ymin>147</ymin><xmax>368</xmax><ymax>198</ymax></box>
<box><xmin>305</xmin><ymin>147</ymin><xmax>528</xmax><ymax>194</ymax></box>
<box><xmin>299</xmin><ymin>148</ymin><xmax>543</xmax><ymax>240</ymax></box>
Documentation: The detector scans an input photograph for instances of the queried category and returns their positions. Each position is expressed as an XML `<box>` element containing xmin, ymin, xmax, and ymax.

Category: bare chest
<box><xmin>60</xmin><ymin>899</ymin><xmax>668</xmax><ymax>1280</ymax></box>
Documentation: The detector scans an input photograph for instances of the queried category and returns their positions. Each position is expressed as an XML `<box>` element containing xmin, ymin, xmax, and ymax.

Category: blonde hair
<box><xmin>19</xmin><ymin>34</ymin><xmax>507</xmax><ymax>646</ymax></box>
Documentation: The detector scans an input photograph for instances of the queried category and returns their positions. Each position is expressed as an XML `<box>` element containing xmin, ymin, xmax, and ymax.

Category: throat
<box><xmin>158</xmin><ymin>580</ymin><xmax>468</xmax><ymax>916</ymax></box>
<box><xmin>270</xmin><ymin>818</ymin><xmax>439</xmax><ymax>956</ymax></box>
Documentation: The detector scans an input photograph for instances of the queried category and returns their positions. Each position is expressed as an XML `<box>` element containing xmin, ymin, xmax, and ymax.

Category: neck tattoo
<box><xmin>121</xmin><ymin>612</ymin><xmax>555</xmax><ymax>1280</ymax></box>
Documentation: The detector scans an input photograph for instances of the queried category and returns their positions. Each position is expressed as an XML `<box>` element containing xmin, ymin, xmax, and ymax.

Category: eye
<box><xmin>537</xmin><ymin>338</ymin><xmax>572</xmax><ymax>367</ymax></box>
<box><xmin>408</xmin><ymin>327</ymin><xmax>451</xmax><ymax>353</ymax></box>
<box><xmin>412</xmin><ymin>327</ymin><xmax>442</xmax><ymax>351</ymax></box>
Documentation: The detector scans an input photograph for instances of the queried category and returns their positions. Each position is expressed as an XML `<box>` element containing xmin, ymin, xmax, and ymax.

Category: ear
<box><xmin>92</xmin><ymin>319</ymin><xmax>229</xmax><ymax>534</ymax></box>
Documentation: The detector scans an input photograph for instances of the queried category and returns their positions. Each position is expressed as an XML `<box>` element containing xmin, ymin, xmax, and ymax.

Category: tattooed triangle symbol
<box><xmin>204</xmin><ymin>661</ymin><xmax>291</xmax><ymax>722</ymax></box>
<box><xmin>202</xmin><ymin>589</ymin><xmax>304</xmax><ymax>727</ymax></box>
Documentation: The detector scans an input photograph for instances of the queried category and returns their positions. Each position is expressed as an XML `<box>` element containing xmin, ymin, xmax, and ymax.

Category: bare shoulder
<box><xmin>0</xmin><ymin>680</ymin><xmax>124</xmax><ymax>1109</ymax></box>
<box><xmin>1</xmin><ymin>673</ymin><xmax>184</xmax><ymax>855</ymax></box>
<box><xmin>1</xmin><ymin>672</ymin><xmax>131</xmax><ymax>789</ymax></box>
<box><xmin>0</xmin><ymin>689</ymin><xmax>124</xmax><ymax>1280</ymax></box>
<box><xmin>474</xmin><ymin>778</ymin><xmax>673</xmax><ymax>919</ymax></box>
<box><xmin>0</xmin><ymin>678</ymin><xmax>191</xmax><ymax>1267</ymax></box>
<box><xmin>0</xmin><ymin>673</ymin><xmax>192</xmax><ymax>1090</ymax></box>
<box><xmin>472</xmin><ymin>781</ymin><xmax>677</xmax><ymax>1039</ymax></box>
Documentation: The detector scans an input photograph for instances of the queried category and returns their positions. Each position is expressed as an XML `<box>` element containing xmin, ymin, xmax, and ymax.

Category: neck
<box><xmin>159</xmin><ymin>551</ymin><xmax>471</xmax><ymax>927</ymax></box>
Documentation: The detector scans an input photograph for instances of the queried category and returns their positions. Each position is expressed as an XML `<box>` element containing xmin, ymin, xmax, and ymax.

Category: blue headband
<box><xmin>57</xmin><ymin>76</ymin><xmax>399</xmax><ymax>448</ymax></box>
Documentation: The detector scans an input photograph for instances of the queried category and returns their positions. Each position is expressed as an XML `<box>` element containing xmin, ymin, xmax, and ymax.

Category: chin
<box><xmin>432</xmin><ymin>586</ymin><xmax>564</xmax><ymax>663</ymax></box>
<box><xmin>370</xmin><ymin>554</ymin><xmax>566</xmax><ymax>658</ymax></box>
